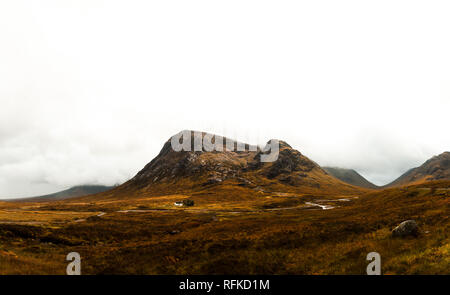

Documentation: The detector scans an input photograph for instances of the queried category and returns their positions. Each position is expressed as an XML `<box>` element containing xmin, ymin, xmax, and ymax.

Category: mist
<box><xmin>1</xmin><ymin>0</ymin><xmax>449</xmax><ymax>197</ymax></box>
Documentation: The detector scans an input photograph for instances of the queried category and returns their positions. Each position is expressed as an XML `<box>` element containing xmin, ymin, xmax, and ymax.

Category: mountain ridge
<box><xmin>77</xmin><ymin>130</ymin><xmax>364</xmax><ymax>201</ymax></box>
<box><xmin>385</xmin><ymin>151</ymin><xmax>450</xmax><ymax>187</ymax></box>
<box><xmin>6</xmin><ymin>185</ymin><xmax>115</xmax><ymax>202</ymax></box>
<box><xmin>322</xmin><ymin>167</ymin><xmax>379</xmax><ymax>189</ymax></box>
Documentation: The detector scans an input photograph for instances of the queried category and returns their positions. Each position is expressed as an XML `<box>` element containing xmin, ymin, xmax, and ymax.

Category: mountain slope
<box><xmin>11</xmin><ymin>185</ymin><xmax>115</xmax><ymax>201</ymax></box>
<box><xmin>78</xmin><ymin>131</ymin><xmax>364</xmax><ymax>201</ymax></box>
<box><xmin>323</xmin><ymin>167</ymin><xmax>378</xmax><ymax>189</ymax></box>
<box><xmin>386</xmin><ymin>152</ymin><xmax>450</xmax><ymax>187</ymax></box>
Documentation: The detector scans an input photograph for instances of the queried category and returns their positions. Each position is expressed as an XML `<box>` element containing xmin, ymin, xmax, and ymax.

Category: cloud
<box><xmin>0</xmin><ymin>1</ymin><xmax>449</xmax><ymax>197</ymax></box>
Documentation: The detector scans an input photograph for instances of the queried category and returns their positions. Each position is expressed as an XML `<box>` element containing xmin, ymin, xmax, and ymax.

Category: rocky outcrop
<box><xmin>115</xmin><ymin>130</ymin><xmax>362</xmax><ymax>195</ymax></box>
<box><xmin>392</xmin><ymin>220</ymin><xmax>419</xmax><ymax>237</ymax></box>
<box><xmin>131</xmin><ymin>131</ymin><xmax>256</xmax><ymax>187</ymax></box>
<box><xmin>250</xmin><ymin>140</ymin><xmax>318</xmax><ymax>179</ymax></box>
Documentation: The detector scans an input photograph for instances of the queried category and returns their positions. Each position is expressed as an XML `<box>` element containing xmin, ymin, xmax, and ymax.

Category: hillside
<box><xmin>9</xmin><ymin>185</ymin><xmax>115</xmax><ymax>202</ymax></box>
<box><xmin>386</xmin><ymin>152</ymin><xmax>450</xmax><ymax>187</ymax></box>
<box><xmin>323</xmin><ymin>167</ymin><xmax>378</xmax><ymax>189</ymax></box>
<box><xmin>1</xmin><ymin>177</ymin><xmax>448</xmax><ymax>274</ymax></box>
<box><xmin>0</xmin><ymin>131</ymin><xmax>447</xmax><ymax>274</ymax></box>
<box><xmin>79</xmin><ymin>131</ymin><xmax>364</xmax><ymax>202</ymax></box>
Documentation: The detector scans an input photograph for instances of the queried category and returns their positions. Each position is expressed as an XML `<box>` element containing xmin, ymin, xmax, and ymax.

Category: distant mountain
<box><xmin>323</xmin><ymin>167</ymin><xmax>378</xmax><ymax>189</ymax></box>
<box><xmin>386</xmin><ymin>152</ymin><xmax>450</xmax><ymax>187</ymax></box>
<box><xmin>11</xmin><ymin>185</ymin><xmax>115</xmax><ymax>201</ymax></box>
<box><xmin>79</xmin><ymin>130</ymin><xmax>364</xmax><ymax>201</ymax></box>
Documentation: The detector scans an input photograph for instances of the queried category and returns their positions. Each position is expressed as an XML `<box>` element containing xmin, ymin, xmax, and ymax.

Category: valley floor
<box><xmin>0</xmin><ymin>181</ymin><xmax>448</xmax><ymax>274</ymax></box>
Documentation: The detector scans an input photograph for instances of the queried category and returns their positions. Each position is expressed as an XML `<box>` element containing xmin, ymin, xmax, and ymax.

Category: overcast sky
<box><xmin>1</xmin><ymin>1</ymin><xmax>449</xmax><ymax>198</ymax></box>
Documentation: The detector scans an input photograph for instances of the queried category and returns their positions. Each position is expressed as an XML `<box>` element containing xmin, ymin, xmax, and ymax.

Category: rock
<box><xmin>392</xmin><ymin>220</ymin><xmax>419</xmax><ymax>237</ymax></box>
<box><xmin>261</xmin><ymin>144</ymin><xmax>316</xmax><ymax>179</ymax></box>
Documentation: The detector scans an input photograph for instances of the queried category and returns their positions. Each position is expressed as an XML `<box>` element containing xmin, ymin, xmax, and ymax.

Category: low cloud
<box><xmin>1</xmin><ymin>1</ymin><xmax>449</xmax><ymax>197</ymax></box>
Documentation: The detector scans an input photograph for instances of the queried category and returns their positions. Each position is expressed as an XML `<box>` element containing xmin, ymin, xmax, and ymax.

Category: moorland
<box><xmin>0</xmin><ymin>131</ymin><xmax>448</xmax><ymax>274</ymax></box>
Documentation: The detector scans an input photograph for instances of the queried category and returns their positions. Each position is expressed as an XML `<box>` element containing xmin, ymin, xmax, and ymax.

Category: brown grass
<box><xmin>0</xmin><ymin>181</ymin><xmax>448</xmax><ymax>274</ymax></box>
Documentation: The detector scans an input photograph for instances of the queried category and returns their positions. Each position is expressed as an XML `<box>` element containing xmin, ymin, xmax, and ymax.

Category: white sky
<box><xmin>1</xmin><ymin>0</ymin><xmax>449</xmax><ymax>197</ymax></box>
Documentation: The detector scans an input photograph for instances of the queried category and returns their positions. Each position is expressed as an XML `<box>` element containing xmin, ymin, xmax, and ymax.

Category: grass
<box><xmin>0</xmin><ymin>181</ymin><xmax>448</xmax><ymax>274</ymax></box>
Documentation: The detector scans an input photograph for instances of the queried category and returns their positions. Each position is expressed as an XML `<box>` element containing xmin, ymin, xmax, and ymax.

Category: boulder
<box><xmin>392</xmin><ymin>220</ymin><xmax>419</xmax><ymax>237</ymax></box>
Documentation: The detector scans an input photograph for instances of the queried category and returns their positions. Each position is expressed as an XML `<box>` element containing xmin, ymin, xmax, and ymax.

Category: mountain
<box><xmin>323</xmin><ymin>167</ymin><xmax>378</xmax><ymax>189</ymax></box>
<box><xmin>10</xmin><ymin>185</ymin><xmax>115</xmax><ymax>201</ymax></box>
<box><xmin>81</xmin><ymin>131</ymin><xmax>364</xmax><ymax>201</ymax></box>
<box><xmin>386</xmin><ymin>152</ymin><xmax>450</xmax><ymax>187</ymax></box>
